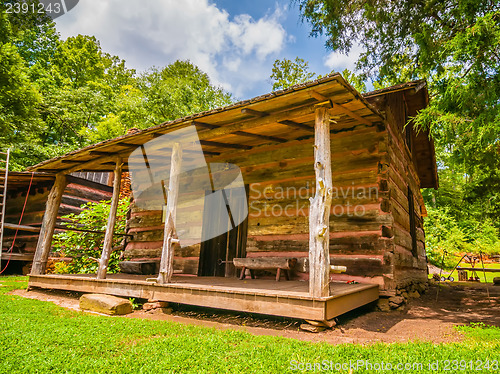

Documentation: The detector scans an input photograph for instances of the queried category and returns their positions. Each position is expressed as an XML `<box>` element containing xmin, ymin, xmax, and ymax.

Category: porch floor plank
<box><xmin>28</xmin><ymin>273</ymin><xmax>379</xmax><ymax>321</ymax></box>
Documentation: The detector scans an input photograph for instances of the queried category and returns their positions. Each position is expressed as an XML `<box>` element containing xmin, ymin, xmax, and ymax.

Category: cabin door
<box><xmin>198</xmin><ymin>186</ymin><xmax>249</xmax><ymax>277</ymax></box>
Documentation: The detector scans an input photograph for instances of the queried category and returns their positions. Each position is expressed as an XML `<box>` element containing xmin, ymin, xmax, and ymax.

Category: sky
<box><xmin>55</xmin><ymin>0</ymin><xmax>362</xmax><ymax>100</ymax></box>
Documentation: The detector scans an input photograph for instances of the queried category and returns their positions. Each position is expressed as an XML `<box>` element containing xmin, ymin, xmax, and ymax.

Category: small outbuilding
<box><xmin>26</xmin><ymin>74</ymin><xmax>437</xmax><ymax>321</ymax></box>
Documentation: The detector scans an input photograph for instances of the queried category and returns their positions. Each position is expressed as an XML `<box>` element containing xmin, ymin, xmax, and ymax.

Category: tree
<box><xmin>139</xmin><ymin>60</ymin><xmax>233</xmax><ymax>126</ymax></box>
<box><xmin>77</xmin><ymin>60</ymin><xmax>233</xmax><ymax>144</ymax></box>
<box><xmin>0</xmin><ymin>12</ymin><xmax>42</xmax><ymax>159</ymax></box>
<box><xmin>0</xmin><ymin>8</ymin><xmax>234</xmax><ymax>169</ymax></box>
<box><xmin>270</xmin><ymin>57</ymin><xmax>316</xmax><ymax>90</ymax></box>
<box><xmin>38</xmin><ymin>35</ymin><xmax>137</xmax><ymax>148</ymax></box>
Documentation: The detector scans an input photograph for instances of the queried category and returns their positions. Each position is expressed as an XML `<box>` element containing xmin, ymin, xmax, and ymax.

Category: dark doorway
<box><xmin>198</xmin><ymin>185</ymin><xmax>249</xmax><ymax>277</ymax></box>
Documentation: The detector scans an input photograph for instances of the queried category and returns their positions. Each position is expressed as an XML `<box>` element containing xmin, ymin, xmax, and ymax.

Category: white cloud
<box><xmin>228</xmin><ymin>14</ymin><xmax>286</xmax><ymax>60</ymax></box>
<box><xmin>55</xmin><ymin>0</ymin><xmax>288</xmax><ymax>98</ymax></box>
<box><xmin>323</xmin><ymin>44</ymin><xmax>364</xmax><ymax>73</ymax></box>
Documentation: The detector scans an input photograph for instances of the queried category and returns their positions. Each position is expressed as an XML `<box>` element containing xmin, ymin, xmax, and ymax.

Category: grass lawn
<box><xmin>448</xmin><ymin>261</ymin><xmax>500</xmax><ymax>283</ymax></box>
<box><xmin>429</xmin><ymin>258</ymin><xmax>500</xmax><ymax>284</ymax></box>
<box><xmin>0</xmin><ymin>276</ymin><xmax>499</xmax><ymax>373</ymax></box>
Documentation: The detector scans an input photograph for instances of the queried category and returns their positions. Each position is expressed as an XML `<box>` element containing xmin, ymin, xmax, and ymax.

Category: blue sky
<box><xmin>55</xmin><ymin>0</ymin><xmax>361</xmax><ymax>100</ymax></box>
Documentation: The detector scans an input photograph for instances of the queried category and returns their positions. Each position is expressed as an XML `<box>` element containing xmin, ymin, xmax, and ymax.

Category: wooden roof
<box><xmin>26</xmin><ymin>74</ymin><xmax>436</xmax><ymax>188</ymax></box>
<box><xmin>27</xmin><ymin>74</ymin><xmax>384</xmax><ymax>173</ymax></box>
<box><xmin>2</xmin><ymin>171</ymin><xmax>55</xmax><ymax>190</ymax></box>
<box><xmin>364</xmin><ymin>80</ymin><xmax>438</xmax><ymax>189</ymax></box>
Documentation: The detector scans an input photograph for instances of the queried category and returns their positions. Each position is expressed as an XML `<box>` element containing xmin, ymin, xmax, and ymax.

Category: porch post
<box><xmin>96</xmin><ymin>158</ymin><xmax>123</xmax><ymax>279</ymax></box>
<box><xmin>157</xmin><ymin>143</ymin><xmax>182</xmax><ymax>284</ymax></box>
<box><xmin>31</xmin><ymin>173</ymin><xmax>67</xmax><ymax>275</ymax></box>
<box><xmin>309</xmin><ymin>106</ymin><xmax>333</xmax><ymax>298</ymax></box>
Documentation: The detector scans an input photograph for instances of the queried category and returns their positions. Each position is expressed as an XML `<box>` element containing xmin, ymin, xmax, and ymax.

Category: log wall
<box><xmin>123</xmin><ymin>96</ymin><xmax>430</xmax><ymax>291</ymax></box>
<box><xmin>378</xmin><ymin>92</ymin><xmax>428</xmax><ymax>289</ymax></box>
<box><xmin>245</xmin><ymin>122</ymin><xmax>392</xmax><ymax>287</ymax></box>
<box><xmin>124</xmin><ymin>122</ymin><xmax>394</xmax><ymax>285</ymax></box>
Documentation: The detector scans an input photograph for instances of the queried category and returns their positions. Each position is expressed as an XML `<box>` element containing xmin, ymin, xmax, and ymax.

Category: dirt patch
<box><xmin>10</xmin><ymin>281</ymin><xmax>500</xmax><ymax>345</ymax></box>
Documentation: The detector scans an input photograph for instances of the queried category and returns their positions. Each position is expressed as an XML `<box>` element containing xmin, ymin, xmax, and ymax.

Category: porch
<box><xmin>26</xmin><ymin>74</ymin><xmax>386</xmax><ymax>322</ymax></box>
<box><xmin>28</xmin><ymin>274</ymin><xmax>379</xmax><ymax>321</ymax></box>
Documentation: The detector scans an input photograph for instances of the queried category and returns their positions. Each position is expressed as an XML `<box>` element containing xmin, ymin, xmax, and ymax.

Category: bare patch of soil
<box><xmin>10</xmin><ymin>281</ymin><xmax>500</xmax><ymax>345</ymax></box>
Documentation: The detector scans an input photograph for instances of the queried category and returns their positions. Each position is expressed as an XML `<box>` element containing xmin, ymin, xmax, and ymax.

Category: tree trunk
<box><xmin>31</xmin><ymin>173</ymin><xmax>67</xmax><ymax>275</ymax></box>
<box><xmin>157</xmin><ymin>143</ymin><xmax>182</xmax><ymax>284</ymax></box>
<box><xmin>97</xmin><ymin>159</ymin><xmax>123</xmax><ymax>279</ymax></box>
<box><xmin>309</xmin><ymin>106</ymin><xmax>333</xmax><ymax>298</ymax></box>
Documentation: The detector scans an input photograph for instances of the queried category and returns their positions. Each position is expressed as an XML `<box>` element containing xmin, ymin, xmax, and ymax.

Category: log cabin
<box><xmin>25</xmin><ymin>74</ymin><xmax>437</xmax><ymax>322</ymax></box>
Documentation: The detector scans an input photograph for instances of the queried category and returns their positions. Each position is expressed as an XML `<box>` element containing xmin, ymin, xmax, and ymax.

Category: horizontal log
<box><xmin>3</xmin><ymin>223</ymin><xmax>40</xmax><ymax>233</ymax></box>
<box><xmin>295</xmin><ymin>256</ymin><xmax>389</xmax><ymax>276</ymax></box>
<box><xmin>0</xmin><ymin>252</ymin><xmax>34</xmax><ymax>261</ymax></box>
<box><xmin>233</xmin><ymin>257</ymin><xmax>297</xmax><ymax>270</ymax></box>
<box><xmin>119</xmin><ymin>260</ymin><xmax>159</xmax><ymax>275</ymax></box>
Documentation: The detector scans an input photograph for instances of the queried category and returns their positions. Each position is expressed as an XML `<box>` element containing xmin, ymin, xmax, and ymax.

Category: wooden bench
<box><xmin>119</xmin><ymin>260</ymin><xmax>159</xmax><ymax>275</ymax></box>
<box><xmin>457</xmin><ymin>267</ymin><xmax>500</xmax><ymax>273</ymax></box>
<box><xmin>233</xmin><ymin>257</ymin><xmax>297</xmax><ymax>281</ymax></box>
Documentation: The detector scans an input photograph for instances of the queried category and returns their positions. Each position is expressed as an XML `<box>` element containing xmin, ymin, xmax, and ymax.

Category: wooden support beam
<box><xmin>329</xmin><ymin>101</ymin><xmax>372</xmax><ymax>126</ymax></box>
<box><xmin>96</xmin><ymin>158</ymin><xmax>123</xmax><ymax>279</ymax></box>
<box><xmin>61</xmin><ymin>154</ymin><xmax>125</xmax><ymax>175</ymax></box>
<box><xmin>310</xmin><ymin>91</ymin><xmax>329</xmax><ymax>102</ymax></box>
<box><xmin>233</xmin><ymin>131</ymin><xmax>286</xmax><ymax>143</ymax></box>
<box><xmin>241</xmin><ymin>108</ymin><xmax>268</xmax><ymax>117</ymax></box>
<box><xmin>278</xmin><ymin>120</ymin><xmax>314</xmax><ymax>132</ymax></box>
<box><xmin>309</xmin><ymin>107</ymin><xmax>333</xmax><ymax>298</ymax></box>
<box><xmin>155</xmin><ymin>145</ymin><xmax>220</xmax><ymax>156</ymax></box>
<box><xmin>31</xmin><ymin>173</ymin><xmax>67</xmax><ymax>275</ymax></box>
<box><xmin>117</xmin><ymin>142</ymin><xmax>141</xmax><ymax>148</ymax></box>
<box><xmin>61</xmin><ymin>160</ymin><xmax>84</xmax><ymax>164</ymax></box>
<box><xmin>4</xmin><ymin>223</ymin><xmax>40</xmax><ymax>233</ymax></box>
<box><xmin>157</xmin><ymin>143</ymin><xmax>182</xmax><ymax>284</ymax></box>
<box><xmin>194</xmin><ymin>121</ymin><xmax>285</xmax><ymax>143</ymax></box>
<box><xmin>192</xmin><ymin>121</ymin><xmax>218</xmax><ymax>130</ymax></box>
<box><xmin>89</xmin><ymin>151</ymin><xmax>114</xmax><ymax>156</ymax></box>
<box><xmin>199</xmin><ymin>140</ymin><xmax>252</xmax><ymax>150</ymax></box>
<box><xmin>311</xmin><ymin>90</ymin><xmax>372</xmax><ymax>126</ymax></box>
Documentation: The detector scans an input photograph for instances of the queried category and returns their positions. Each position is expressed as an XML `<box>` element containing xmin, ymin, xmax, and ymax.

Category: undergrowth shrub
<box><xmin>52</xmin><ymin>199</ymin><xmax>130</xmax><ymax>274</ymax></box>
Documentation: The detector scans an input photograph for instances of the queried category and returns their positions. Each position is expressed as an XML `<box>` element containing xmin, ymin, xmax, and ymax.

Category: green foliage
<box><xmin>1</xmin><ymin>277</ymin><xmax>500</xmax><ymax>373</ymax></box>
<box><xmin>139</xmin><ymin>60</ymin><xmax>233</xmax><ymax>126</ymax></box>
<box><xmin>0</xmin><ymin>12</ymin><xmax>42</xmax><ymax>149</ymax></box>
<box><xmin>456</xmin><ymin>323</ymin><xmax>500</xmax><ymax>342</ymax></box>
<box><xmin>341</xmin><ymin>68</ymin><xmax>366</xmax><ymax>92</ymax></box>
<box><xmin>424</xmin><ymin>207</ymin><xmax>470</xmax><ymax>268</ymax></box>
<box><xmin>52</xmin><ymin>199</ymin><xmax>130</xmax><ymax>274</ymax></box>
<box><xmin>424</xmin><ymin>206</ymin><xmax>500</xmax><ymax>268</ymax></box>
<box><xmin>0</xmin><ymin>8</ymin><xmax>233</xmax><ymax>169</ymax></box>
<box><xmin>52</xmin><ymin>261</ymin><xmax>70</xmax><ymax>274</ymax></box>
<box><xmin>128</xmin><ymin>298</ymin><xmax>143</xmax><ymax>310</ymax></box>
<box><xmin>270</xmin><ymin>57</ymin><xmax>316</xmax><ymax>90</ymax></box>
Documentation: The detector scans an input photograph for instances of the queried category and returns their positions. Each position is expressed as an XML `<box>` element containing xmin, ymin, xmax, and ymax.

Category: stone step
<box><xmin>80</xmin><ymin>294</ymin><xmax>133</xmax><ymax>315</ymax></box>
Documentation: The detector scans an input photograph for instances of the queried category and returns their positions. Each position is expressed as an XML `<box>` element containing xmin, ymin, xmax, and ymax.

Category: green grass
<box><xmin>1</xmin><ymin>277</ymin><xmax>499</xmax><ymax>373</ymax></box>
